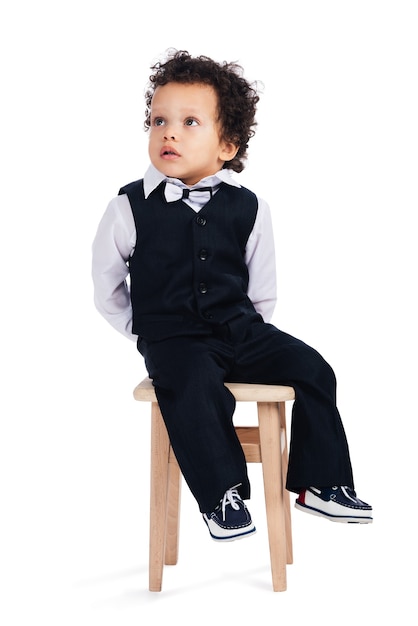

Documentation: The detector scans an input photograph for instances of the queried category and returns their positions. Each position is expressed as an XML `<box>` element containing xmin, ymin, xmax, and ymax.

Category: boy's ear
<box><xmin>220</xmin><ymin>141</ymin><xmax>239</xmax><ymax>163</ymax></box>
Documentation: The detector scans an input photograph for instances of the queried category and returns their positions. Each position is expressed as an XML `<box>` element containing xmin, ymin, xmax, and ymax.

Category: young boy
<box><xmin>92</xmin><ymin>50</ymin><xmax>372</xmax><ymax>541</ymax></box>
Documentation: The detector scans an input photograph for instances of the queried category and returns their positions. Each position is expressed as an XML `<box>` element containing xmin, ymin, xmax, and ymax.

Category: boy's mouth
<box><xmin>161</xmin><ymin>146</ymin><xmax>180</xmax><ymax>158</ymax></box>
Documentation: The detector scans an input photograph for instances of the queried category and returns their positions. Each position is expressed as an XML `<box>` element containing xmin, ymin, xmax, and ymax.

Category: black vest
<box><xmin>119</xmin><ymin>179</ymin><xmax>260</xmax><ymax>340</ymax></box>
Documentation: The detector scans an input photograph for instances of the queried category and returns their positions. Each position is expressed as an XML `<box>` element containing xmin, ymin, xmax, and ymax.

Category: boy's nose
<box><xmin>163</xmin><ymin>124</ymin><xmax>177</xmax><ymax>141</ymax></box>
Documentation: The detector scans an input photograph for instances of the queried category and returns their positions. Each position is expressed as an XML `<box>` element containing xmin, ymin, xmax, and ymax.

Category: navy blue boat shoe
<box><xmin>295</xmin><ymin>486</ymin><xmax>373</xmax><ymax>523</ymax></box>
<box><xmin>203</xmin><ymin>485</ymin><xmax>256</xmax><ymax>541</ymax></box>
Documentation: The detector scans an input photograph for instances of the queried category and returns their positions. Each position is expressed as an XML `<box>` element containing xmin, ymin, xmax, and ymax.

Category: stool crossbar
<box><xmin>133</xmin><ymin>377</ymin><xmax>295</xmax><ymax>592</ymax></box>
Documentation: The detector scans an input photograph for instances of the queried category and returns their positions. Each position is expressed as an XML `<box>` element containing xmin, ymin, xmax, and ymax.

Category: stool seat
<box><xmin>134</xmin><ymin>377</ymin><xmax>295</xmax><ymax>403</ymax></box>
<box><xmin>133</xmin><ymin>377</ymin><xmax>295</xmax><ymax>592</ymax></box>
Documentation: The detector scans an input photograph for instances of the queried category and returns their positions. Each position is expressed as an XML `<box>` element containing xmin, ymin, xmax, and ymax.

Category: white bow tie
<box><xmin>164</xmin><ymin>182</ymin><xmax>213</xmax><ymax>207</ymax></box>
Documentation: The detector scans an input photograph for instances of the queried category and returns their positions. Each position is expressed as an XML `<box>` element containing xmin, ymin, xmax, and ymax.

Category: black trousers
<box><xmin>138</xmin><ymin>318</ymin><xmax>354</xmax><ymax>513</ymax></box>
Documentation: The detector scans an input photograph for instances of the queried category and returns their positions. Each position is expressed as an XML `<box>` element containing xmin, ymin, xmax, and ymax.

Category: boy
<box><xmin>92</xmin><ymin>50</ymin><xmax>372</xmax><ymax>541</ymax></box>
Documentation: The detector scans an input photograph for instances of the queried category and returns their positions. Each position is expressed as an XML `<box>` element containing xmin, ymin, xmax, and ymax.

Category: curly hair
<box><xmin>144</xmin><ymin>49</ymin><xmax>260</xmax><ymax>173</ymax></box>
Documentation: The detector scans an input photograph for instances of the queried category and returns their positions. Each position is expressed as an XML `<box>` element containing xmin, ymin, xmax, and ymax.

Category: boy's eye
<box><xmin>154</xmin><ymin>117</ymin><xmax>165</xmax><ymax>126</ymax></box>
<box><xmin>185</xmin><ymin>118</ymin><xmax>198</xmax><ymax>126</ymax></box>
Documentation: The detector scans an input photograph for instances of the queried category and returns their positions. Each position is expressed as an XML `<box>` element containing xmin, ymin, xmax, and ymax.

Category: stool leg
<box><xmin>279</xmin><ymin>401</ymin><xmax>293</xmax><ymax>564</ymax></box>
<box><xmin>149</xmin><ymin>402</ymin><xmax>170</xmax><ymax>591</ymax></box>
<box><xmin>258</xmin><ymin>401</ymin><xmax>287</xmax><ymax>592</ymax></box>
<box><xmin>164</xmin><ymin>450</ymin><xmax>181</xmax><ymax>565</ymax></box>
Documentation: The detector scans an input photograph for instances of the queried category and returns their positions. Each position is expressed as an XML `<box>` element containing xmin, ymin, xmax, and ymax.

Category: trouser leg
<box><xmin>229</xmin><ymin>321</ymin><xmax>354</xmax><ymax>493</ymax></box>
<box><xmin>139</xmin><ymin>335</ymin><xmax>250</xmax><ymax>513</ymax></box>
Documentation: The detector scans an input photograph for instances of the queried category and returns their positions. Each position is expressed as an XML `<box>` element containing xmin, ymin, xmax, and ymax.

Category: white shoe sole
<box><xmin>295</xmin><ymin>501</ymin><xmax>373</xmax><ymax>524</ymax></box>
<box><xmin>203</xmin><ymin>514</ymin><xmax>257</xmax><ymax>541</ymax></box>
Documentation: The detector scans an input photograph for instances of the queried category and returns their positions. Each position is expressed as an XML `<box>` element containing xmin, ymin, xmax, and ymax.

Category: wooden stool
<box><xmin>133</xmin><ymin>377</ymin><xmax>295</xmax><ymax>592</ymax></box>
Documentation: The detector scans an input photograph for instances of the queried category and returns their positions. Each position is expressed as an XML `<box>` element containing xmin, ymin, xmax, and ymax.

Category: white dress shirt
<box><xmin>92</xmin><ymin>165</ymin><xmax>277</xmax><ymax>340</ymax></box>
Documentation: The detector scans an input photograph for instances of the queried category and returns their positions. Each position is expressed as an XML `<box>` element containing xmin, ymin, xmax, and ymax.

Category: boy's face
<box><xmin>148</xmin><ymin>82</ymin><xmax>238</xmax><ymax>185</ymax></box>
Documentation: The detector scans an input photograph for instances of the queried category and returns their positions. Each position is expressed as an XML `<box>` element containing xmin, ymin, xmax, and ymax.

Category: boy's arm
<box><xmin>91</xmin><ymin>194</ymin><xmax>138</xmax><ymax>340</ymax></box>
<box><xmin>245</xmin><ymin>197</ymin><xmax>277</xmax><ymax>322</ymax></box>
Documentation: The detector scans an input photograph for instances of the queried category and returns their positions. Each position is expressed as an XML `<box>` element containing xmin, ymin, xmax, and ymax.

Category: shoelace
<box><xmin>338</xmin><ymin>486</ymin><xmax>358</xmax><ymax>503</ymax></box>
<box><xmin>312</xmin><ymin>485</ymin><xmax>358</xmax><ymax>503</ymax></box>
<box><xmin>220</xmin><ymin>484</ymin><xmax>243</xmax><ymax>521</ymax></box>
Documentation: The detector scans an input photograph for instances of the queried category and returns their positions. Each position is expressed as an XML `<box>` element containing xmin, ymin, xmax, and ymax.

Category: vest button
<box><xmin>199</xmin><ymin>249</ymin><xmax>208</xmax><ymax>260</ymax></box>
<box><xmin>196</xmin><ymin>216</ymin><xmax>207</xmax><ymax>226</ymax></box>
<box><xmin>199</xmin><ymin>282</ymin><xmax>208</xmax><ymax>294</ymax></box>
<box><xmin>203</xmin><ymin>312</ymin><xmax>213</xmax><ymax>320</ymax></box>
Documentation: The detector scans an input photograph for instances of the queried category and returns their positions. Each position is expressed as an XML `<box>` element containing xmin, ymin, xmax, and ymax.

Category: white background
<box><xmin>1</xmin><ymin>1</ymin><xmax>417</xmax><ymax>624</ymax></box>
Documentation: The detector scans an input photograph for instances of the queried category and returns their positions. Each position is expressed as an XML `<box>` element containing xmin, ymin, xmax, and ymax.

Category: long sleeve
<box><xmin>245</xmin><ymin>197</ymin><xmax>277</xmax><ymax>322</ymax></box>
<box><xmin>91</xmin><ymin>194</ymin><xmax>137</xmax><ymax>340</ymax></box>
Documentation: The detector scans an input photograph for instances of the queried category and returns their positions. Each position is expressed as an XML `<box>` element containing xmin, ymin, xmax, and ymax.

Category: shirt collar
<box><xmin>143</xmin><ymin>163</ymin><xmax>241</xmax><ymax>199</ymax></box>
